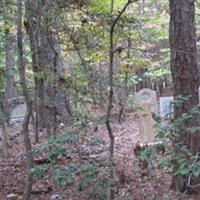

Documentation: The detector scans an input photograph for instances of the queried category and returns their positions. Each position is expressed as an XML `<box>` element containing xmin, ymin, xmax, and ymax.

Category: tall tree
<box><xmin>17</xmin><ymin>0</ymin><xmax>33</xmax><ymax>198</ymax></box>
<box><xmin>169</xmin><ymin>0</ymin><xmax>200</xmax><ymax>192</ymax></box>
<box><xmin>25</xmin><ymin>0</ymin><xmax>72</xmax><ymax>137</ymax></box>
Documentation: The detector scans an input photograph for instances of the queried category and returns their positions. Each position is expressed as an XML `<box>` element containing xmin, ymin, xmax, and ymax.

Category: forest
<box><xmin>1</xmin><ymin>0</ymin><xmax>200</xmax><ymax>200</ymax></box>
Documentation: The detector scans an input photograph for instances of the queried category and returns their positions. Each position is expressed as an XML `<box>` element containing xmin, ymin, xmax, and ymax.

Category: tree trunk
<box><xmin>169</xmin><ymin>0</ymin><xmax>200</xmax><ymax>192</ymax></box>
<box><xmin>170</xmin><ymin>0</ymin><xmax>199</xmax><ymax>152</ymax></box>
<box><xmin>105</xmin><ymin>1</ymin><xmax>133</xmax><ymax>198</ymax></box>
<box><xmin>24</xmin><ymin>1</ymin><xmax>46</xmax><ymax>138</ymax></box>
<box><xmin>52</xmin><ymin>32</ymin><xmax>72</xmax><ymax>125</ymax></box>
<box><xmin>0</xmin><ymin>93</ymin><xmax>9</xmax><ymax>156</ymax></box>
<box><xmin>25</xmin><ymin>0</ymin><xmax>72</xmax><ymax>134</ymax></box>
<box><xmin>17</xmin><ymin>0</ymin><xmax>33</xmax><ymax>199</ymax></box>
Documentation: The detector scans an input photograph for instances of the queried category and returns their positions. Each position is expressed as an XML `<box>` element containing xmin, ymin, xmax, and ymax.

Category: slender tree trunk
<box><xmin>169</xmin><ymin>0</ymin><xmax>200</xmax><ymax>192</ymax></box>
<box><xmin>0</xmin><ymin>93</ymin><xmax>9</xmax><ymax>156</ymax></box>
<box><xmin>98</xmin><ymin>62</ymin><xmax>106</xmax><ymax>108</ymax></box>
<box><xmin>118</xmin><ymin>38</ymin><xmax>131</xmax><ymax>123</ymax></box>
<box><xmin>17</xmin><ymin>0</ymin><xmax>33</xmax><ymax>199</ymax></box>
<box><xmin>105</xmin><ymin>1</ymin><xmax>133</xmax><ymax>199</ymax></box>
<box><xmin>1</xmin><ymin>122</ymin><xmax>8</xmax><ymax>156</ymax></box>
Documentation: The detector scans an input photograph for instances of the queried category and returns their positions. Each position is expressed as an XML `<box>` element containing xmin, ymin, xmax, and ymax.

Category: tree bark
<box><xmin>169</xmin><ymin>0</ymin><xmax>200</xmax><ymax>192</ymax></box>
<box><xmin>17</xmin><ymin>0</ymin><xmax>33</xmax><ymax>199</ymax></box>
<box><xmin>25</xmin><ymin>0</ymin><xmax>46</xmax><ymax>132</ymax></box>
<box><xmin>170</xmin><ymin>0</ymin><xmax>199</xmax><ymax>152</ymax></box>
<box><xmin>105</xmin><ymin>1</ymin><xmax>134</xmax><ymax>198</ymax></box>
<box><xmin>0</xmin><ymin>93</ymin><xmax>9</xmax><ymax>156</ymax></box>
<box><xmin>25</xmin><ymin>0</ymin><xmax>72</xmax><ymax>134</ymax></box>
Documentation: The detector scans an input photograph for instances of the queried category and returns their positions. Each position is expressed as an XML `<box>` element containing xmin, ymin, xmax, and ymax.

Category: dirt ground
<box><xmin>0</xmin><ymin>107</ymin><xmax>199</xmax><ymax>200</ymax></box>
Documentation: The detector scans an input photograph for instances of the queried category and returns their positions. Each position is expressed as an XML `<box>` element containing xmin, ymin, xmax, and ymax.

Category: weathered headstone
<box><xmin>159</xmin><ymin>96</ymin><xmax>174</xmax><ymax>119</ymax></box>
<box><xmin>135</xmin><ymin>88</ymin><xmax>158</xmax><ymax>142</ymax></box>
<box><xmin>8</xmin><ymin>96</ymin><xmax>27</xmax><ymax>124</ymax></box>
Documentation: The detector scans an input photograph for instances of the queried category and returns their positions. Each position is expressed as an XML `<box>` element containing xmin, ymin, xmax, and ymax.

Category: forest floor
<box><xmin>0</xmin><ymin>106</ymin><xmax>199</xmax><ymax>200</ymax></box>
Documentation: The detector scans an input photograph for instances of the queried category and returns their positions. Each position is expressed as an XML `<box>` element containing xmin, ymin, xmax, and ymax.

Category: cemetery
<box><xmin>1</xmin><ymin>0</ymin><xmax>200</xmax><ymax>200</ymax></box>
<box><xmin>135</xmin><ymin>88</ymin><xmax>173</xmax><ymax>144</ymax></box>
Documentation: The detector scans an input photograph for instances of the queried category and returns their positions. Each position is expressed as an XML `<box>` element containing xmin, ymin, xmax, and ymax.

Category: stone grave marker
<box><xmin>159</xmin><ymin>96</ymin><xmax>174</xmax><ymax>119</ymax></box>
<box><xmin>135</xmin><ymin>88</ymin><xmax>158</xmax><ymax>142</ymax></box>
<box><xmin>8</xmin><ymin>96</ymin><xmax>27</xmax><ymax>124</ymax></box>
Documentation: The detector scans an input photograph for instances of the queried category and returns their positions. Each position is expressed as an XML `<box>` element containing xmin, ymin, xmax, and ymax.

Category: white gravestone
<box><xmin>159</xmin><ymin>96</ymin><xmax>174</xmax><ymax>119</ymax></box>
<box><xmin>135</xmin><ymin>88</ymin><xmax>158</xmax><ymax>142</ymax></box>
<box><xmin>8</xmin><ymin>96</ymin><xmax>27</xmax><ymax>124</ymax></box>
